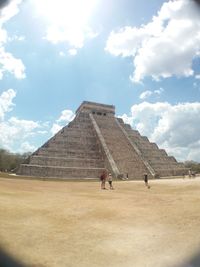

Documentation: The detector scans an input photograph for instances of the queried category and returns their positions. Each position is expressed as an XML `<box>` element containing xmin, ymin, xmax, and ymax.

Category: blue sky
<box><xmin>0</xmin><ymin>0</ymin><xmax>200</xmax><ymax>162</ymax></box>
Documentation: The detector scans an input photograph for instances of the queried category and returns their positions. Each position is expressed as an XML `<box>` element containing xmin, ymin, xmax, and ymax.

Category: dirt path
<box><xmin>0</xmin><ymin>176</ymin><xmax>200</xmax><ymax>267</ymax></box>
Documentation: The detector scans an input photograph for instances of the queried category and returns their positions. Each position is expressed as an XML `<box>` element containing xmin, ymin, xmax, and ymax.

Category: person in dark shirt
<box><xmin>100</xmin><ymin>170</ymin><xmax>107</xmax><ymax>189</ymax></box>
<box><xmin>144</xmin><ymin>173</ymin><xmax>150</xmax><ymax>189</ymax></box>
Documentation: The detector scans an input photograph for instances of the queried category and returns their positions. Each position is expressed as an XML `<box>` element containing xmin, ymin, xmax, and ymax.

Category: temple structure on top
<box><xmin>76</xmin><ymin>101</ymin><xmax>115</xmax><ymax>116</ymax></box>
<box><xmin>17</xmin><ymin>101</ymin><xmax>187</xmax><ymax>179</ymax></box>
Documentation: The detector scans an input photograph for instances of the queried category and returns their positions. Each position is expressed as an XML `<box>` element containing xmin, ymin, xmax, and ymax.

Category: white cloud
<box><xmin>50</xmin><ymin>123</ymin><xmax>62</xmax><ymax>135</ymax></box>
<box><xmin>120</xmin><ymin>101</ymin><xmax>200</xmax><ymax>162</ymax></box>
<box><xmin>0</xmin><ymin>47</ymin><xmax>26</xmax><ymax>79</ymax></box>
<box><xmin>59</xmin><ymin>51</ymin><xmax>65</xmax><ymax>57</ymax></box>
<box><xmin>0</xmin><ymin>89</ymin><xmax>44</xmax><ymax>153</ymax></box>
<box><xmin>118</xmin><ymin>113</ymin><xmax>134</xmax><ymax>126</ymax></box>
<box><xmin>57</xmin><ymin>109</ymin><xmax>75</xmax><ymax>123</ymax></box>
<box><xmin>0</xmin><ymin>117</ymin><xmax>40</xmax><ymax>152</ymax></box>
<box><xmin>0</xmin><ymin>91</ymin><xmax>75</xmax><ymax>153</ymax></box>
<box><xmin>50</xmin><ymin>108</ymin><xmax>75</xmax><ymax>135</ymax></box>
<box><xmin>0</xmin><ymin>0</ymin><xmax>25</xmax><ymax>80</ymax></box>
<box><xmin>68</xmin><ymin>49</ymin><xmax>77</xmax><ymax>56</ymax></box>
<box><xmin>139</xmin><ymin>87</ymin><xmax>164</xmax><ymax>100</ymax></box>
<box><xmin>105</xmin><ymin>26</ymin><xmax>148</xmax><ymax>57</ymax></box>
<box><xmin>8</xmin><ymin>35</ymin><xmax>25</xmax><ymax>42</ymax></box>
<box><xmin>139</xmin><ymin>90</ymin><xmax>152</xmax><ymax>100</ymax></box>
<box><xmin>154</xmin><ymin>87</ymin><xmax>164</xmax><ymax>95</ymax></box>
<box><xmin>106</xmin><ymin>0</ymin><xmax>200</xmax><ymax>82</ymax></box>
<box><xmin>8</xmin><ymin>117</ymin><xmax>39</xmax><ymax>133</ymax></box>
<box><xmin>37</xmin><ymin>130</ymin><xmax>48</xmax><ymax>135</ymax></box>
<box><xmin>33</xmin><ymin>0</ymin><xmax>99</xmax><ymax>51</ymax></box>
<box><xmin>45</xmin><ymin>26</ymin><xmax>98</xmax><ymax>49</ymax></box>
<box><xmin>19</xmin><ymin>142</ymin><xmax>36</xmax><ymax>153</ymax></box>
<box><xmin>195</xmin><ymin>74</ymin><xmax>200</xmax><ymax>79</ymax></box>
<box><xmin>0</xmin><ymin>0</ymin><xmax>22</xmax><ymax>23</ymax></box>
<box><xmin>0</xmin><ymin>28</ymin><xmax>7</xmax><ymax>43</ymax></box>
<box><xmin>0</xmin><ymin>88</ymin><xmax>16</xmax><ymax>120</ymax></box>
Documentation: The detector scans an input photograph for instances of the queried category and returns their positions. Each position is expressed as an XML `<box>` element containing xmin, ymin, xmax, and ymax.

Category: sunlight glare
<box><xmin>33</xmin><ymin>0</ymin><xmax>98</xmax><ymax>48</ymax></box>
<box><xmin>34</xmin><ymin>0</ymin><xmax>97</xmax><ymax>29</ymax></box>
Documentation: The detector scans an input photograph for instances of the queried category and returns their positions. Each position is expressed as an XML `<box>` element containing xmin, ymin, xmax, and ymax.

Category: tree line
<box><xmin>0</xmin><ymin>149</ymin><xmax>31</xmax><ymax>172</ymax></box>
<box><xmin>184</xmin><ymin>161</ymin><xmax>200</xmax><ymax>174</ymax></box>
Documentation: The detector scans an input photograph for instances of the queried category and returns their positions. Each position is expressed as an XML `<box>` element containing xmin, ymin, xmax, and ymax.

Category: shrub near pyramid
<box><xmin>17</xmin><ymin>101</ymin><xmax>187</xmax><ymax>179</ymax></box>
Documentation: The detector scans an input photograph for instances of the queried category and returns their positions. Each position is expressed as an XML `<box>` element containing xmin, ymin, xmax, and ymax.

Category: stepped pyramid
<box><xmin>18</xmin><ymin>101</ymin><xmax>187</xmax><ymax>179</ymax></box>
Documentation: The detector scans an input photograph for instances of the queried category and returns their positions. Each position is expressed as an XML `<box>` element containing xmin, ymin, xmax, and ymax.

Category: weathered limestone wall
<box><xmin>19</xmin><ymin>165</ymin><xmax>104</xmax><ymax>179</ymax></box>
<box><xmin>18</xmin><ymin>111</ymin><xmax>105</xmax><ymax>179</ymax></box>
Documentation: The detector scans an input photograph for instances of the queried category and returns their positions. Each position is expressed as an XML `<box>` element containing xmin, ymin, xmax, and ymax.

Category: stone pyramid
<box><xmin>18</xmin><ymin>101</ymin><xmax>187</xmax><ymax>179</ymax></box>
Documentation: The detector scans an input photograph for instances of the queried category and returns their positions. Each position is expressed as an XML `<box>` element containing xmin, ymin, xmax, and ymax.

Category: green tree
<box><xmin>0</xmin><ymin>149</ymin><xmax>31</xmax><ymax>172</ymax></box>
<box><xmin>184</xmin><ymin>161</ymin><xmax>200</xmax><ymax>174</ymax></box>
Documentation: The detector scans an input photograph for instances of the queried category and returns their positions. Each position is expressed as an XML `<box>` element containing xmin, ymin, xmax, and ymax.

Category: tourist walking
<box><xmin>100</xmin><ymin>170</ymin><xmax>107</xmax><ymax>190</ymax></box>
<box><xmin>144</xmin><ymin>173</ymin><xmax>150</xmax><ymax>189</ymax></box>
<box><xmin>108</xmin><ymin>173</ymin><xmax>114</xmax><ymax>190</ymax></box>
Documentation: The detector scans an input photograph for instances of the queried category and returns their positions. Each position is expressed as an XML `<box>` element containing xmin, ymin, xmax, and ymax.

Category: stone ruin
<box><xmin>17</xmin><ymin>101</ymin><xmax>187</xmax><ymax>179</ymax></box>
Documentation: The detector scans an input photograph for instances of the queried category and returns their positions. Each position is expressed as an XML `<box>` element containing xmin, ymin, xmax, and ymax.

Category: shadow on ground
<box><xmin>0</xmin><ymin>246</ymin><xmax>25</xmax><ymax>267</ymax></box>
<box><xmin>174</xmin><ymin>250</ymin><xmax>200</xmax><ymax>267</ymax></box>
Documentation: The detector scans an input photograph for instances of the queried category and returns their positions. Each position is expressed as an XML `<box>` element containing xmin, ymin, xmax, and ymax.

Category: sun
<box><xmin>37</xmin><ymin>0</ymin><xmax>97</xmax><ymax>25</ymax></box>
<box><xmin>33</xmin><ymin>0</ymin><xmax>98</xmax><ymax>48</ymax></box>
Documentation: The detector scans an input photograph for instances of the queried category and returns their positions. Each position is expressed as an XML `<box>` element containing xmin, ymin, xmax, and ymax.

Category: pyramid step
<box><xmin>18</xmin><ymin>164</ymin><xmax>105</xmax><ymax>179</ymax></box>
<box><xmin>30</xmin><ymin>156</ymin><xmax>105</xmax><ymax>168</ymax></box>
<box><xmin>37</xmin><ymin>150</ymin><xmax>103</xmax><ymax>159</ymax></box>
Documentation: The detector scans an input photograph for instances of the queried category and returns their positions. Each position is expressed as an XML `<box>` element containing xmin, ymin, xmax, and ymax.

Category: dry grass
<box><xmin>0</xmin><ymin>175</ymin><xmax>200</xmax><ymax>267</ymax></box>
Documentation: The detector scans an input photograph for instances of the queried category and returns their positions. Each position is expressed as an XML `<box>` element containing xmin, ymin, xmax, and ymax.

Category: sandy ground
<box><xmin>0</xmin><ymin>176</ymin><xmax>200</xmax><ymax>267</ymax></box>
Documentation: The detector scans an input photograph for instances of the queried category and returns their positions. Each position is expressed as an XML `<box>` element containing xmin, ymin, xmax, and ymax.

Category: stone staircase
<box><xmin>92</xmin><ymin>114</ymin><xmax>151</xmax><ymax>179</ymax></box>
<box><xmin>117</xmin><ymin>118</ymin><xmax>186</xmax><ymax>177</ymax></box>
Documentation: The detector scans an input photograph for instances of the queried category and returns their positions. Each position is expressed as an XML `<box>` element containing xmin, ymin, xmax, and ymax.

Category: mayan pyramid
<box><xmin>17</xmin><ymin>101</ymin><xmax>187</xmax><ymax>179</ymax></box>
